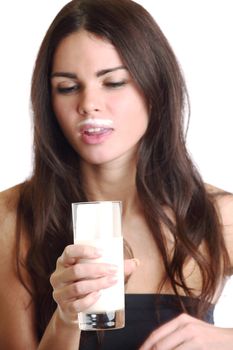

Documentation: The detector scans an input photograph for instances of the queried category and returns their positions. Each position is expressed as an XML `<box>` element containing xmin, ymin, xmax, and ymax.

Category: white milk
<box><xmin>72</xmin><ymin>201</ymin><xmax>125</xmax><ymax>329</ymax></box>
<box><xmin>76</xmin><ymin>237</ymin><xmax>124</xmax><ymax>313</ymax></box>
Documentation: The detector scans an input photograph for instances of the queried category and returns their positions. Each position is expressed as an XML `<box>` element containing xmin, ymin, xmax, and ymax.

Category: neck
<box><xmin>80</xmin><ymin>156</ymin><xmax>141</xmax><ymax>217</ymax></box>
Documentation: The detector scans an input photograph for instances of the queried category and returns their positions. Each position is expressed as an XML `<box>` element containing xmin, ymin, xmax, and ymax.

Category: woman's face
<box><xmin>51</xmin><ymin>30</ymin><xmax>149</xmax><ymax>166</ymax></box>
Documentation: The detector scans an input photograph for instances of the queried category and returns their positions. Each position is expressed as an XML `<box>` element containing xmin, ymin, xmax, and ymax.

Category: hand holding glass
<box><xmin>72</xmin><ymin>201</ymin><xmax>125</xmax><ymax>330</ymax></box>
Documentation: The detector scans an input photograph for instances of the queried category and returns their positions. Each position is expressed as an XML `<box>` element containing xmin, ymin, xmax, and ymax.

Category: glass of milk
<box><xmin>72</xmin><ymin>201</ymin><xmax>125</xmax><ymax>330</ymax></box>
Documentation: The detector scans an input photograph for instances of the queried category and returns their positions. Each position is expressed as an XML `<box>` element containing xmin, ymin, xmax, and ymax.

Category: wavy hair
<box><xmin>16</xmin><ymin>0</ymin><xmax>230</xmax><ymax>339</ymax></box>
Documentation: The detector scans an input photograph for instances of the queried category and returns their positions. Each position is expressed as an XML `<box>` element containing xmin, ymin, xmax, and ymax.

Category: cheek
<box><xmin>109</xmin><ymin>92</ymin><xmax>147</xmax><ymax>116</ymax></box>
<box><xmin>52</xmin><ymin>97</ymin><xmax>75</xmax><ymax>132</ymax></box>
<box><xmin>117</xmin><ymin>94</ymin><xmax>149</xmax><ymax>129</ymax></box>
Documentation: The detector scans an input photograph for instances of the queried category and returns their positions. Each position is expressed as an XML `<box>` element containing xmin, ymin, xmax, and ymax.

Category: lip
<box><xmin>80</xmin><ymin>126</ymin><xmax>114</xmax><ymax>145</ymax></box>
<box><xmin>77</xmin><ymin>118</ymin><xmax>114</xmax><ymax>145</ymax></box>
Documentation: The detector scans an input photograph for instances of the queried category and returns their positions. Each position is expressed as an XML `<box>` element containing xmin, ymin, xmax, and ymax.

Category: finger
<box><xmin>174</xmin><ymin>343</ymin><xmax>197</xmax><ymax>350</ymax></box>
<box><xmin>65</xmin><ymin>290</ymin><xmax>101</xmax><ymax>315</ymax></box>
<box><xmin>58</xmin><ymin>244</ymin><xmax>102</xmax><ymax>266</ymax></box>
<box><xmin>51</xmin><ymin>262</ymin><xmax>118</xmax><ymax>287</ymax></box>
<box><xmin>139</xmin><ymin>314</ymin><xmax>197</xmax><ymax>350</ymax></box>
<box><xmin>53</xmin><ymin>274</ymin><xmax>118</xmax><ymax>303</ymax></box>
<box><xmin>152</xmin><ymin>326</ymin><xmax>192</xmax><ymax>350</ymax></box>
<box><xmin>58</xmin><ymin>290</ymin><xmax>101</xmax><ymax>323</ymax></box>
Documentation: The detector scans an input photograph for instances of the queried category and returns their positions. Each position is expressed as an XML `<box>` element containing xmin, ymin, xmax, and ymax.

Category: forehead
<box><xmin>52</xmin><ymin>30</ymin><xmax>124</xmax><ymax>72</ymax></box>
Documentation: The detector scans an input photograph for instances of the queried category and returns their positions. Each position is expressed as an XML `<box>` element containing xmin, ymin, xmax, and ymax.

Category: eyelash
<box><xmin>105</xmin><ymin>81</ymin><xmax>127</xmax><ymax>88</ymax></box>
<box><xmin>56</xmin><ymin>81</ymin><xmax>127</xmax><ymax>94</ymax></box>
<box><xmin>56</xmin><ymin>85</ymin><xmax>79</xmax><ymax>94</ymax></box>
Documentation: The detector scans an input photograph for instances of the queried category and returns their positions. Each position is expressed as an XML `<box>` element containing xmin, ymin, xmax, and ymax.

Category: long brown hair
<box><xmin>16</xmin><ymin>0</ymin><xmax>230</xmax><ymax>340</ymax></box>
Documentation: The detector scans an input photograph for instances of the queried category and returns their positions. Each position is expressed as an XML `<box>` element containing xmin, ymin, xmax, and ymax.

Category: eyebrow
<box><xmin>50</xmin><ymin>66</ymin><xmax>127</xmax><ymax>79</ymax></box>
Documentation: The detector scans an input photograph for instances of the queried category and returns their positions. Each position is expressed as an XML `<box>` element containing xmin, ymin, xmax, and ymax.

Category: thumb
<box><xmin>124</xmin><ymin>258</ymin><xmax>140</xmax><ymax>280</ymax></box>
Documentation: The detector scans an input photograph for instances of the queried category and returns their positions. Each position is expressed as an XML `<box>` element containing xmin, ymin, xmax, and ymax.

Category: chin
<box><xmin>80</xmin><ymin>154</ymin><xmax>114</xmax><ymax>166</ymax></box>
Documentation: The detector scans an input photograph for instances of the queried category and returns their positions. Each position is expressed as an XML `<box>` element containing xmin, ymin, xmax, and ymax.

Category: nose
<box><xmin>77</xmin><ymin>87</ymin><xmax>102</xmax><ymax>116</ymax></box>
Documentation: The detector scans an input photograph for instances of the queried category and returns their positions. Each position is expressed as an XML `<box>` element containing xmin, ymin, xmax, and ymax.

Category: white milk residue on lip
<box><xmin>77</xmin><ymin>118</ymin><xmax>114</xmax><ymax>129</ymax></box>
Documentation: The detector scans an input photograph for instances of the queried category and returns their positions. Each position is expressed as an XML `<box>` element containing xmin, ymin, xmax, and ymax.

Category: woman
<box><xmin>0</xmin><ymin>0</ymin><xmax>232</xmax><ymax>349</ymax></box>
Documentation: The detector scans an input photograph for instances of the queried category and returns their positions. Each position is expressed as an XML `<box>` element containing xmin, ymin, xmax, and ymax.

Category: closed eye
<box><xmin>56</xmin><ymin>85</ymin><xmax>80</xmax><ymax>94</ymax></box>
<box><xmin>104</xmin><ymin>81</ymin><xmax>127</xmax><ymax>88</ymax></box>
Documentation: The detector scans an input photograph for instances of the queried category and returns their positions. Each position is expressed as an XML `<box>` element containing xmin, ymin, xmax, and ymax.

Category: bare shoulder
<box><xmin>0</xmin><ymin>183</ymin><xmax>22</xmax><ymax>219</ymax></box>
<box><xmin>0</xmin><ymin>184</ymin><xmax>38</xmax><ymax>348</ymax></box>
<box><xmin>0</xmin><ymin>184</ymin><xmax>22</xmax><ymax>249</ymax></box>
<box><xmin>205</xmin><ymin>183</ymin><xmax>233</xmax><ymax>268</ymax></box>
<box><xmin>205</xmin><ymin>183</ymin><xmax>233</xmax><ymax>223</ymax></box>
<box><xmin>0</xmin><ymin>184</ymin><xmax>22</xmax><ymax>259</ymax></box>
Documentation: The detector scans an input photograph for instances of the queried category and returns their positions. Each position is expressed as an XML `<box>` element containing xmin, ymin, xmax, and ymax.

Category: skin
<box><xmin>51</xmin><ymin>30</ymin><xmax>149</xmax><ymax>167</ymax></box>
<box><xmin>0</xmin><ymin>30</ymin><xmax>233</xmax><ymax>349</ymax></box>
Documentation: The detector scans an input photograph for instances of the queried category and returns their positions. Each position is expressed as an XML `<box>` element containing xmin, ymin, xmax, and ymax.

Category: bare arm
<box><xmin>38</xmin><ymin>309</ymin><xmax>81</xmax><ymax>350</ymax></box>
<box><xmin>0</xmin><ymin>266</ymin><xmax>81</xmax><ymax>350</ymax></box>
<box><xmin>219</xmin><ymin>193</ymin><xmax>233</xmax><ymax>269</ymax></box>
<box><xmin>205</xmin><ymin>184</ymin><xmax>233</xmax><ymax>268</ymax></box>
<box><xmin>39</xmin><ymin>248</ymin><xmax>137</xmax><ymax>350</ymax></box>
<box><xmin>0</xmin><ymin>187</ymin><xmax>100</xmax><ymax>349</ymax></box>
<box><xmin>0</xmin><ymin>187</ymin><xmax>82</xmax><ymax>350</ymax></box>
<box><xmin>0</xmin><ymin>186</ymin><xmax>38</xmax><ymax>349</ymax></box>
<box><xmin>0</xmin><ymin>186</ymin><xmax>138</xmax><ymax>350</ymax></box>
<box><xmin>139</xmin><ymin>189</ymin><xmax>233</xmax><ymax>350</ymax></box>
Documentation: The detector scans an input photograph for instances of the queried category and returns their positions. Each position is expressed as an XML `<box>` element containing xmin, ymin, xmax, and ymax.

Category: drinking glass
<box><xmin>72</xmin><ymin>201</ymin><xmax>125</xmax><ymax>330</ymax></box>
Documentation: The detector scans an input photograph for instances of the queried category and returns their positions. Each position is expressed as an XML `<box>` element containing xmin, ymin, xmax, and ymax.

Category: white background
<box><xmin>0</xmin><ymin>1</ymin><xmax>232</xmax><ymax>326</ymax></box>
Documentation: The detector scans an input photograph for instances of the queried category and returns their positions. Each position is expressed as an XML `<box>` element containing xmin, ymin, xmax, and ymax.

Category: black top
<box><xmin>79</xmin><ymin>294</ymin><xmax>215</xmax><ymax>350</ymax></box>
